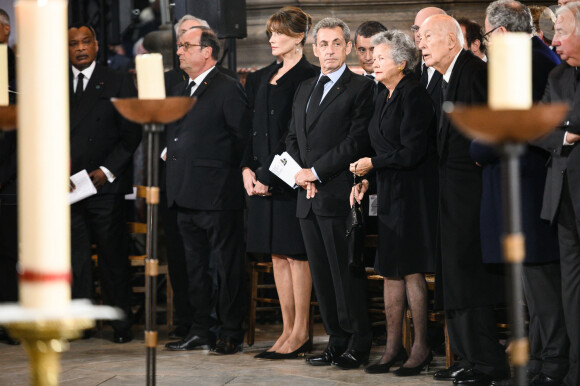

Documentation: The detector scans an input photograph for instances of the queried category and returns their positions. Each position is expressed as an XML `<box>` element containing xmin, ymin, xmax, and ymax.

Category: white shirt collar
<box><xmin>72</xmin><ymin>60</ymin><xmax>96</xmax><ymax>80</ymax></box>
<box><xmin>320</xmin><ymin>63</ymin><xmax>347</xmax><ymax>84</ymax></box>
<box><xmin>443</xmin><ymin>49</ymin><xmax>462</xmax><ymax>83</ymax></box>
<box><xmin>190</xmin><ymin>65</ymin><xmax>216</xmax><ymax>87</ymax></box>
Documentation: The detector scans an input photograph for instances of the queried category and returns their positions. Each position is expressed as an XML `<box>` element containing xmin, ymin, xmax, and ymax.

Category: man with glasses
<box><xmin>481</xmin><ymin>2</ymin><xmax>567</xmax><ymax>385</ymax></box>
<box><xmin>164</xmin><ymin>26</ymin><xmax>250</xmax><ymax>355</ymax></box>
<box><xmin>533</xmin><ymin>3</ymin><xmax>580</xmax><ymax>384</ymax></box>
<box><xmin>353</xmin><ymin>21</ymin><xmax>387</xmax><ymax>100</ymax></box>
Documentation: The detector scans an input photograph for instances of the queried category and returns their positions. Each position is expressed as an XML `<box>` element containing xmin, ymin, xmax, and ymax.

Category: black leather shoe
<box><xmin>165</xmin><ymin>334</ymin><xmax>215</xmax><ymax>351</ymax></box>
<box><xmin>306</xmin><ymin>346</ymin><xmax>346</xmax><ymax>366</ymax></box>
<box><xmin>267</xmin><ymin>340</ymin><xmax>312</xmax><ymax>360</ymax></box>
<box><xmin>434</xmin><ymin>364</ymin><xmax>469</xmax><ymax>380</ymax></box>
<box><xmin>112</xmin><ymin>329</ymin><xmax>133</xmax><ymax>344</ymax></box>
<box><xmin>168</xmin><ymin>324</ymin><xmax>190</xmax><ymax>340</ymax></box>
<box><xmin>332</xmin><ymin>349</ymin><xmax>369</xmax><ymax>370</ymax></box>
<box><xmin>530</xmin><ymin>373</ymin><xmax>563</xmax><ymax>385</ymax></box>
<box><xmin>365</xmin><ymin>346</ymin><xmax>408</xmax><ymax>374</ymax></box>
<box><xmin>210</xmin><ymin>339</ymin><xmax>243</xmax><ymax>355</ymax></box>
<box><xmin>393</xmin><ymin>351</ymin><xmax>433</xmax><ymax>376</ymax></box>
<box><xmin>453</xmin><ymin>368</ymin><xmax>494</xmax><ymax>385</ymax></box>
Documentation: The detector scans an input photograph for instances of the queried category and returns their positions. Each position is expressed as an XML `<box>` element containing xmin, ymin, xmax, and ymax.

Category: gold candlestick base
<box><xmin>7</xmin><ymin>318</ymin><xmax>94</xmax><ymax>386</ymax></box>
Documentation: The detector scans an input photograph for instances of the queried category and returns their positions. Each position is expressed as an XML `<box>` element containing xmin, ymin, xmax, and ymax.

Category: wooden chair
<box><xmin>92</xmin><ymin>186</ymin><xmax>173</xmax><ymax>328</ymax></box>
<box><xmin>247</xmin><ymin>260</ymin><xmax>316</xmax><ymax>346</ymax></box>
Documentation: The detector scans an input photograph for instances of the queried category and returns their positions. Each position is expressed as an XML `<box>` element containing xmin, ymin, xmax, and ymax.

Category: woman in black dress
<box><xmin>241</xmin><ymin>6</ymin><xmax>318</xmax><ymax>359</ymax></box>
<box><xmin>350</xmin><ymin>30</ymin><xmax>438</xmax><ymax>376</ymax></box>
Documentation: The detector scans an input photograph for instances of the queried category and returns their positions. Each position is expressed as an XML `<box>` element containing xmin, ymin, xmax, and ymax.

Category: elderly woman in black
<box><xmin>350</xmin><ymin>30</ymin><xmax>438</xmax><ymax>376</ymax></box>
<box><xmin>241</xmin><ymin>7</ymin><xmax>318</xmax><ymax>359</ymax></box>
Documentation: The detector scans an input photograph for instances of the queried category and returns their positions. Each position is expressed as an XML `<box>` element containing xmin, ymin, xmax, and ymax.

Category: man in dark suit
<box><xmin>68</xmin><ymin>24</ymin><xmax>141</xmax><ymax>343</ymax></box>
<box><xmin>163</xmin><ymin>26</ymin><xmax>250</xmax><ymax>355</ymax></box>
<box><xmin>412</xmin><ymin>7</ymin><xmax>446</xmax><ymax>123</ymax></box>
<box><xmin>478</xmin><ymin>2</ymin><xmax>568</xmax><ymax>385</ymax></box>
<box><xmin>418</xmin><ymin>15</ymin><xmax>510</xmax><ymax>384</ymax></box>
<box><xmin>533</xmin><ymin>3</ymin><xmax>580</xmax><ymax>384</ymax></box>
<box><xmin>286</xmin><ymin>17</ymin><xmax>374</xmax><ymax>369</ymax></box>
<box><xmin>354</xmin><ymin>21</ymin><xmax>387</xmax><ymax>100</ymax></box>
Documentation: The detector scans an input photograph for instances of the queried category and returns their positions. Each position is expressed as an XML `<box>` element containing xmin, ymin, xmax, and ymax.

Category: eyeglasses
<box><xmin>483</xmin><ymin>26</ymin><xmax>501</xmax><ymax>39</ymax></box>
<box><xmin>410</xmin><ymin>25</ymin><xmax>420</xmax><ymax>32</ymax></box>
<box><xmin>177</xmin><ymin>42</ymin><xmax>205</xmax><ymax>51</ymax></box>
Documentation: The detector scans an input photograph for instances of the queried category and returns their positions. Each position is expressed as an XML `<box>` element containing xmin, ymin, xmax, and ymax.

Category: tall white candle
<box><xmin>488</xmin><ymin>32</ymin><xmax>532</xmax><ymax>110</ymax></box>
<box><xmin>15</xmin><ymin>0</ymin><xmax>70</xmax><ymax>309</ymax></box>
<box><xmin>135</xmin><ymin>53</ymin><xmax>166</xmax><ymax>99</ymax></box>
<box><xmin>0</xmin><ymin>44</ymin><xmax>8</xmax><ymax>106</ymax></box>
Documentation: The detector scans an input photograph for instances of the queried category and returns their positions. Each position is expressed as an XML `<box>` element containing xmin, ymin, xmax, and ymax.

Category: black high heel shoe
<box><xmin>364</xmin><ymin>346</ymin><xmax>408</xmax><ymax>374</ymax></box>
<box><xmin>393</xmin><ymin>351</ymin><xmax>433</xmax><ymax>377</ymax></box>
<box><xmin>254</xmin><ymin>350</ymin><xmax>275</xmax><ymax>359</ymax></box>
<box><xmin>266</xmin><ymin>339</ymin><xmax>313</xmax><ymax>360</ymax></box>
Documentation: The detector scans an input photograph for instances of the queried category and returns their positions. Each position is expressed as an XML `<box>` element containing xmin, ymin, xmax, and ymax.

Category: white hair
<box><xmin>174</xmin><ymin>15</ymin><xmax>210</xmax><ymax>36</ymax></box>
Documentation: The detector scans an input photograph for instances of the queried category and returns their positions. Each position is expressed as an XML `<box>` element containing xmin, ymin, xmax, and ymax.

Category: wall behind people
<box><xmin>238</xmin><ymin>0</ymin><xmax>555</xmax><ymax>68</ymax></box>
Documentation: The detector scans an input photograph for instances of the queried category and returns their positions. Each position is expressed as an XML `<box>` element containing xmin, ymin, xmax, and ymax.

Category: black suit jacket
<box><xmin>165</xmin><ymin>67</ymin><xmax>251</xmax><ymax>211</ymax></box>
<box><xmin>69</xmin><ymin>63</ymin><xmax>141</xmax><ymax>195</ymax></box>
<box><xmin>437</xmin><ymin>49</ymin><xmax>505</xmax><ymax>310</ymax></box>
<box><xmin>414</xmin><ymin>62</ymin><xmax>443</xmax><ymax>123</ymax></box>
<box><xmin>471</xmin><ymin>37</ymin><xmax>561</xmax><ymax>264</ymax></box>
<box><xmin>286</xmin><ymin>67</ymin><xmax>374</xmax><ymax>218</ymax></box>
<box><xmin>534</xmin><ymin>61</ymin><xmax>580</xmax><ymax>223</ymax></box>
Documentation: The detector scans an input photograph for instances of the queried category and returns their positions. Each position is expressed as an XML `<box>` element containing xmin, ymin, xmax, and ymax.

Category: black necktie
<box><xmin>306</xmin><ymin>75</ymin><xmax>330</xmax><ymax>127</ymax></box>
<box><xmin>365</xmin><ymin>74</ymin><xmax>380</xmax><ymax>100</ymax></box>
<box><xmin>365</xmin><ymin>74</ymin><xmax>375</xmax><ymax>81</ymax></box>
<box><xmin>441</xmin><ymin>79</ymin><xmax>448</xmax><ymax>101</ymax></box>
<box><xmin>75</xmin><ymin>73</ymin><xmax>84</xmax><ymax>102</ymax></box>
<box><xmin>420</xmin><ymin>64</ymin><xmax>429</xmax><ymax>87</ymax></box>
<box><xmin>184</xmin><ymin>81</ymin><xmax>195</xmax><ymax>97</ymax></box>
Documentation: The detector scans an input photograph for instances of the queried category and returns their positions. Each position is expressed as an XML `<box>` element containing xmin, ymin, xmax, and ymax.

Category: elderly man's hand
<box><xmin>305</xmin><ymin>181</ymin><xmax>318</xmax><ymax>199</ymax></box>
<box><xmin>89</xmin><ymin>169</ymin><xmax>107</xmax><ymax>189</ymax></box>
<box><xmin>295</xmin><ymin>168</ymin><xmax>316</xmax><ymax>188</ymax></box>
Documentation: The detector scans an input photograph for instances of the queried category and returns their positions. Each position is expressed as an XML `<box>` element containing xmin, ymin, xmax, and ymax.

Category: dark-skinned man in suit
<box><xmin>163</xmin><ymin>26</ymin><xmax>250</xmax><ymax>355</ymax></box>
<box><xmin>68</xmin><ymin>24</ymin><xmax>141</xmax><ymax>343</ymax></box>
<box><xmin>533</xmin><ymin>3</ymin><xmax>580</xmax><ymax>384</ymax></box>
<box><xmin>286</xmin><ymin>17</ymin><xmax>374</xmax><ymax>370</ymax></box>
<box><xmin>418</xmin><ymin>15</ymin><xmax>510</xmax><ymax>384</ymax></box>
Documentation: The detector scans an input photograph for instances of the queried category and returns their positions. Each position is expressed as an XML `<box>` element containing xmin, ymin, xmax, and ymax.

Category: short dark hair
<box><xmin>186</xmin><ymin>26</ymin><xmax>221</xmax><ymax>60</ymax></box>
<box><xmin>354</xmin><ymin>21</ymin><xmax>388</xmax><ymax>44</ymax></box>
<box><xmin>457</xmin><ymin>18</ymin><xmax>487</xmax><ymax>54</ymax></box>
<box><xmin>68</xmin><ymin>23</ymin><xmax>97</xmax><ymax>40</ymax></box>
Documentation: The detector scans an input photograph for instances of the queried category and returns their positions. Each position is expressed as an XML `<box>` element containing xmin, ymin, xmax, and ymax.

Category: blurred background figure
<box><xmin>457</xmin><ymin>17</ymin><xmax>487</xmax><ymax>61</ymax></box>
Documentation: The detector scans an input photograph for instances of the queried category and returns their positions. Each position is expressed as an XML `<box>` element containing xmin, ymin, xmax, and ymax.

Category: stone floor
<box><xmin>0</xmin><ymin>323</ymin><xmax>450</xmax><ymax>385</ymax></box>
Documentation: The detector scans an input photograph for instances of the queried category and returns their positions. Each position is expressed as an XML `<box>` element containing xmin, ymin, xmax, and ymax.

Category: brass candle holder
<box><xmin>111</xmin><ymin>96</ymin><xmax>195</xmax><ymax>386</ymax></box>
<box><xmin>445</xmin><ymin>102</ymin><xmax>568</xmax><ymax>386</ymax></box>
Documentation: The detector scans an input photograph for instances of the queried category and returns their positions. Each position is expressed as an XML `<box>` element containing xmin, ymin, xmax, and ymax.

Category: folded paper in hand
<box><xmin>69</xmin><ymin>169</ymin><xmax>97</xmax><ymax>204</ymax></box>
<box><xmin>269</xmin><ymin>152</ymin><xmax>301</xmax><ymax>189</ymax></box>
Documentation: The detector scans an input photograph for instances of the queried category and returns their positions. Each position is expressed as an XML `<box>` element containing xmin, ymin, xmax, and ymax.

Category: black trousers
<box><xmin>177</xmin><ymin>208</ymin><xmax>245</xmax><ymax>343</ymax></box>
<box><xmin>0</xmin><ymin>204</ymin><xmax>18</xmax><ymax>302</ymax></box>
<box><xmin>160</xmin><ymin>193</ymin><xmax>194</xmax><ymax>327</ymax></box>
<box><xmin>557</xmin><ymin>179</ymin><xmax>580</xmax><ymax>386</ymax></box>
<box><xmin>71</xmin><ymin>193</ymin><xmax>132</xmax><ymax>330</ymax></box>
<box><xmin>446</xmin><ymin>306</ymin><xmax>510</xmax><ymax>378</ymax></box>
<box><xmin>523</xmin><ymin>262</ymin><xmax>569</xmax><ymax>380</ymax></box>
<box><xmin>299</xmin><ymin>211</ymin><xmax>371</xmax><ymax>352</ymax></box>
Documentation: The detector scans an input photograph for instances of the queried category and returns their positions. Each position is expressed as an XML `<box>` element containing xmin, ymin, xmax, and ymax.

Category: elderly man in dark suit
<box><xmin>533</xmin><ymin>3</ymin><xmax>580</xmax><ymax>385</ymax></box>
<box><xmin>472</xmin><ymin>2</ymin><xmax>568</xmax><ymax>385</ymax></box>
<box><xmin>163</xmin><ymin>26</ymin><xmax>250</xmax><ymax>355</ymax></box>
<box><xmin>68</xmin><ymin>23</ymin><xmax>142</xmax><ymax>343</ymax></box>
<box><xmin>286</xmin><ymin>17</ymin><xmax>374</xmax><ymax>370</ymax></box>
<box><xmin>418</xmin><ymin>15</ymin><xmax>510</xmax><ymax>384</ymax></box>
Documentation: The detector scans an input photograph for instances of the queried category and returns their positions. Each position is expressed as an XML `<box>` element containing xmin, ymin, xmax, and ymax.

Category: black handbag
<box><xmin>345</xmin><ymin>172</ymin><xmax>366</xmax><ymax>271</ymax></box>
